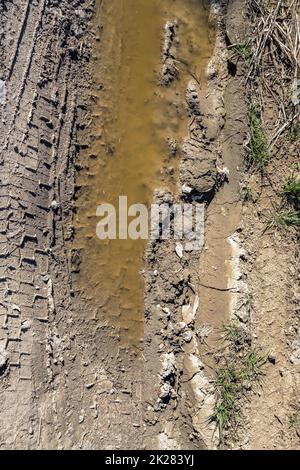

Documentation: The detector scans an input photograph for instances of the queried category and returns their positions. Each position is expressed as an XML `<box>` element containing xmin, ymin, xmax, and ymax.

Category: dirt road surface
<box><xmin>0</xmin><ymin>0</ymin><xmax>299</xmax><ymax>450</ymax></box>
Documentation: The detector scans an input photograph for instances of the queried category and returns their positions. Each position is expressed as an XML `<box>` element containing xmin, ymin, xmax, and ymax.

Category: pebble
<box><xmin>85</xmin><ymin>382</ymin><xmax>95</xmax><ymax>389</ymax></box>
<box><xmin>268</xmin><ymin>354</ymin><xmax>276</xmax><ymax>365</ymax></box>
<box><xmin>50</xmin><ymin>200</ymin><xmax>59</xmax><ymax>211</ymax></box>
<box><xmin>79</xmin><ymin>415</ymin><xmax>84</xmax><ymax>424</ymax></box>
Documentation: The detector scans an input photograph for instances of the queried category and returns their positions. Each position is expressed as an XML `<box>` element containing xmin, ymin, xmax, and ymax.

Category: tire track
<box><xmin>0</xmin><ymin>0</ymin><xmax>95</xmax><ymax>449</ymax></box>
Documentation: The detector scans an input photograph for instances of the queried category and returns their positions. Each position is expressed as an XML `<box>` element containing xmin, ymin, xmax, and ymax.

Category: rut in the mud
<box><xmin>74</xmin><ymin>0</ymin><xmax>213</xmax><ymax>345</ymax></box>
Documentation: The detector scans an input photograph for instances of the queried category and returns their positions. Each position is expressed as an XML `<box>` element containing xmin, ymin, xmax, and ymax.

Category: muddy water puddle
<box><xmin>74</xmin><ymin>0</ymin><xmax>213</xmax><ymax>346</ymax></box>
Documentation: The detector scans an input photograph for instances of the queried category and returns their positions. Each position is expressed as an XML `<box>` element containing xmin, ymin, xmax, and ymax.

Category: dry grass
<box><xmin>247</xmin><ymin>0</ymin><xmax>300</xmax><ymax>150</ymax></box>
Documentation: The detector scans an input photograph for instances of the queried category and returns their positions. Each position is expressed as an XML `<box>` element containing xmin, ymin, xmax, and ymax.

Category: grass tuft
<box><xmin>211</xmin><ymin>351</ymin><xmax>267</xmax><ymax>437</ymax></box>
<box><xmin>290</xmin><ymin>123</ymin><xmax>300</xmax><ymax>142</ymax></box>
<box><xmin>242</xmin><ymin>350</ymin><xmax>268</xmax><ymax>382</ymax></box>
<box><xmin>246</xmin><ymin>103</ymin><xmax>269</xmax><ymax>171</ymax></box>
<box><xmin>289</xmin><ymin>409</ymin><xmax>300</xmax><ymax>434</ymax></box>
<box><xmin>222</xmin><ymin>323</ymin><xmax>251</xmax><ymax>351</ymax></box>
<box><xmin>242</xmin><ymin>185</ymin><xmax>254</xmax><ymax>202</ymax></box>
<box><xmin>211</xmin><ymin>365</ymin><xmax>241</xmax><ymax>433</ymax></box>
<box><xmin>265</xmin><ymin>175</ymin><xmax>300</xmax><ymax>232</ymax></box>
<box><xmin>232</xmin><ymin>42</ymin><xmax>253</xmax><ymax>61</ymax></box>
<box><xmin>282</xmin><ymin>175</ymin><xmax>300</xmax><ymax>206</ymax></box>
<box><xmin>265</xmin><ymin>209</ymin><xmax>300</xmax><ymax>230</ymax></box>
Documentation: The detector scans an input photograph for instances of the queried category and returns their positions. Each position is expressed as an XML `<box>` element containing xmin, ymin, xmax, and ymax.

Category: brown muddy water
<box><xmin>74</xmin><ymin>0</ymin><xmax>213</xmax><ymax>346</ymax></box>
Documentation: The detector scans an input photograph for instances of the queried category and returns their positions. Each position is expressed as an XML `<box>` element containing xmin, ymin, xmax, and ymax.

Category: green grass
<box><xmin>232</xmin><ymin>42</ymin><xmax>253</xmax><ymax>61</ymax></box>
<box><xmin>246</xmin><ymin>103</ymin><xmax>269</xmax><ymax>171</ymax></box>
<box><xmin>242</xmin><ymin>351</ymin><xmax>268</xmax><ymax>383</ymax></box>
<box><xmin>290</xmin><ymin>123</ymin><xmax>300</xmax><ymax>142</ymax></box>
<box><xmin>289</xmin><ymin>409</ymin><xmax>300</xmax><ymax>432</ymax></box>
<box><xmin>222</xmin><ymin>323</ymin><xmax>251</xmax><ymax>351</ymax></box>
<box><xmin>265</xmin><ymin>209</ymin><xmax>300</xmax><ymax>230</ymax></box>
<box><xmin>242</xmin><ymin>185</ymin><xmax>254</xmax><ymax>202</ymax></box>
<box><xmin>211</xmin><ymin>351</ymin><xmax>267</xmax><ymax>437</ymax></box>
<box><xmin>265</xmin><ymin>175</ymin><xmax>300</xmax><ymax>232</ymax></box>
<box><xmin>211</xmin><ymin>365</ymin><xmax>241</xmax><ymax>434</ymax></box>
<box><xmin>282</xmin><ymin>176</ymin><xmax>300</xmax><ymax>205</ymax></box>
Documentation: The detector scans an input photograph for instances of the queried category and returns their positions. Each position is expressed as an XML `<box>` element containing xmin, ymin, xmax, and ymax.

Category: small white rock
<box><xmin>51</xmin><ymin>200</ymin><xmax>59</xmax><ymax>211</ymax></box>
<box><xmin>175</xmin><ymin>242</ymin><xmax>184</xmax><ymax>259</ymax></box>
<box><xmin>79</xmin><ymin>415</ymin><xmax>84</xmax><ymax>424</ymax></box>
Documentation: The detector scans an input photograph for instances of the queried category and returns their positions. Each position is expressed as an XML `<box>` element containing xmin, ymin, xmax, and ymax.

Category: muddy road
<box><xmin>0</xmin><ymin>0</ymin><xmax>299</xmax><ymax>451</ymax></box>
